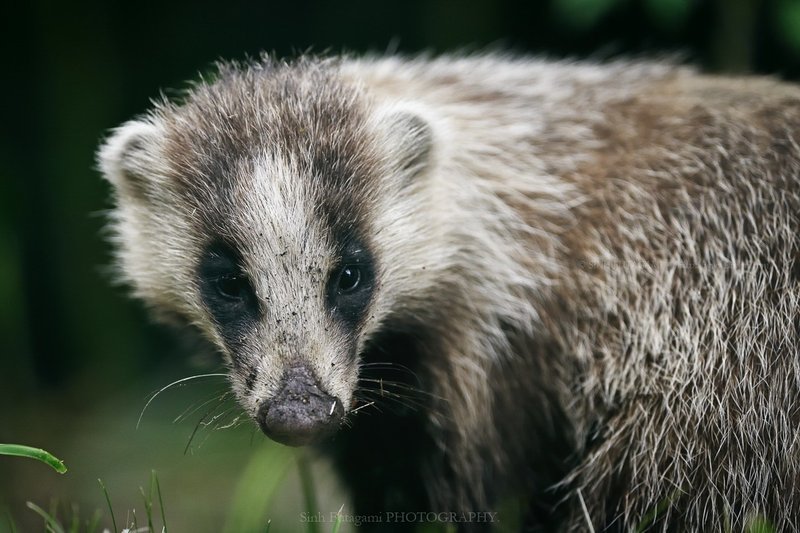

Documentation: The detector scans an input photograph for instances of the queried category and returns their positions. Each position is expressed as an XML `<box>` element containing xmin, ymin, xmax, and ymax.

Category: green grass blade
<box><xmin>153</xmin><ymin>470</ymin><xmax>168</xmax><ymax>533</ymax></box>
<box><xmin>25</xmin><ymin>502</ymin><xmax>65</xmax><ymax>533</ymax></box>
<box><xmin>68</xmin><ymin>503</ymin><xmax>79</xmax><ymax>533</ymax></box>
<box><xmin>330</xmin><ymin>506</ymin><xmax>343</xmax><ymax>533</ymax></box>
<box><xmin>139</xmin><ymin>485</ymin><xmax>154</xmax><ymax>533</ymax></box>
<box><xmin>746</xmin><ymin>516</ymin><xmax>776</xmax><ymax>533</ymax></box>
<box><xmin>222</xmin><ymin>441</ymin><xmax>293</xmax><ymax>533</ymax></box>
<box><xmin>86</xmin><ymin>509</ymin><xmax>102</xmax><ymax>533</ymax></box>
<box><xmin>97</xmin><ymin>479</ymin><xmax>118</xmax><ymax>533</ymax></box>
<box><xmin>297</xmin><ymin>451</ymin><xmax>320</xmax><ymax>533</ymax></box>
<box><xmin>0</xmin><ymin>444</ymin><xmax>67</xmax><ymax>474</ymax></box>
<box><xmin>5</xmin><ymin>508</ymin><xmax>19</xmax><ymax>533</ymax></box>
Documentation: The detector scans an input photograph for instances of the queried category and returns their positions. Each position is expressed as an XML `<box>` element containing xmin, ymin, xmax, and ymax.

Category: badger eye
<box><xmin>215</xmin><ymin>274</ymin><xmax>250</xmax><ymax>300</ymax></box>
<box><xmin>337</xmin><ymin>265</ymin><xmax>362</xmax><ymax>293</ymax></box>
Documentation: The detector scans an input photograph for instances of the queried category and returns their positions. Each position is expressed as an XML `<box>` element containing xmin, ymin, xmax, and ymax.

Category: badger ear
<box><xmin>382</xmin><ymin>110</ymin><xmax>433</xmax><ymax>181</ymax></box>
<box><xmin>97</xmin><ymin>118</ymin><xmax>165</xmax><ymax>200</ymax></box>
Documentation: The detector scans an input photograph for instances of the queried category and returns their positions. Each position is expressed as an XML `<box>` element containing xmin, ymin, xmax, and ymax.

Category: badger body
<box><xmin>99</xmin><ymin>55</ymin><xmax>800</xmax><ymax>531</ymax></box>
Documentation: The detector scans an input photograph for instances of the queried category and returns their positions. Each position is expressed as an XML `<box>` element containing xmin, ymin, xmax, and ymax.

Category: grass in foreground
<box><xmin>0</xmin><ymin>444</ymin><xmax>67</xmax><ymax>474</ymax></box>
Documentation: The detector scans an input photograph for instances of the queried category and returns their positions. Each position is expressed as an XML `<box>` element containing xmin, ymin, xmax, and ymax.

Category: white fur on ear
<box><xmin>379</xmin><ymin>108</ymin><xmax>434</xmax><ymax>183</ymax></box>
<box><xmin>97</xmin><ymin>118</ymin><xmax>165</xmax><ymax>199</ymax></box>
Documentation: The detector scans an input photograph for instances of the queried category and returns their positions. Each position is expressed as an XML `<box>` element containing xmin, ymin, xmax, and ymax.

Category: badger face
<box><xmin>98</xmin><ymin>62</ymin><xmax>433</xmax><ymax>446</ymax></box>
<box><xmin>191</xmin><ymin>170</ymin><xmax>379</xmax><ymax>446</ymax></box>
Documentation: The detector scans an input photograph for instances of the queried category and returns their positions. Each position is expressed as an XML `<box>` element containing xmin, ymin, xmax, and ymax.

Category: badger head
<box><xmin>98</xmin><ymin>59</ymin><xmax>436</xmax><ymax>446</ymax></box>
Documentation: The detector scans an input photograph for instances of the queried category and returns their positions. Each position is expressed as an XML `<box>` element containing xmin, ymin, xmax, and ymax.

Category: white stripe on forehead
<box><xmin>227</xmin><ymin>152</ymin><xmax>337</xmax><ymax>312</ymax></box>
<box><xmin>201</xmin><ymin>151</ymin><xmax>357</xmax><ymax>409</ymax></box>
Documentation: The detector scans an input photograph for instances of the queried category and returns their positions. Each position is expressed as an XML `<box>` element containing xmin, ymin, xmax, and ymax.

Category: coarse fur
<box><xmin>98</xmin><ymin>53</ymin><xmax>800</xmax><ymax>531</ymax></box>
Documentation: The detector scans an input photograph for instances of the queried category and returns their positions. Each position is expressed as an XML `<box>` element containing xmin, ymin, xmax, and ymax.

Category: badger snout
<box><xmin>256</xmin><ymin>365</ymin><xmax>344</xmax><ymax>446</ymax></box>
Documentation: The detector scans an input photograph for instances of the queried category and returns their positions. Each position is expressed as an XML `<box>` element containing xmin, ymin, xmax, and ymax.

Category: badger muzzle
<box><xmin>256</xmin><ymin>366</ymin><xmax>344</xmax><ymax>446</ymax></box>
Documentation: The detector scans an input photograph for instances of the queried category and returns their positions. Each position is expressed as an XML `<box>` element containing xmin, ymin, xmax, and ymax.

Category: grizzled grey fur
<box><xmin>99</xmin><ymin>54</ymin><xmax>800</xmax><ymax>531</ymax></box>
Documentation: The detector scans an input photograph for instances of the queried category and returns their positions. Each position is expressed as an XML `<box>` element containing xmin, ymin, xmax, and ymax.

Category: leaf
<box><xmin>0</xmin><ymin>444</ymin><xmax>67</xmax><ymax>474</ymax></box>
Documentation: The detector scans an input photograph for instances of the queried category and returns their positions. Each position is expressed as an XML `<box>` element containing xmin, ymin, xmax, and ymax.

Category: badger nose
<box><xmin>257</xmin><ymin>366</ymin><xmax>344</xmax><ymax>446</ymax></box>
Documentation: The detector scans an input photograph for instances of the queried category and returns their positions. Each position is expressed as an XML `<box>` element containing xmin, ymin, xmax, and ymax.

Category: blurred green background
<box><xmin>2</xmin><ymin>0</ymin><xmax>800</xmax><ymax>531</ymax></box>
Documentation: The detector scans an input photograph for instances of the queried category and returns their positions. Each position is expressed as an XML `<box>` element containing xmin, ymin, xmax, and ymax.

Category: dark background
<box><xmin>1</xmin><ymin>0</ymin><xmax>798</xmax><ymax>531</ymax></box>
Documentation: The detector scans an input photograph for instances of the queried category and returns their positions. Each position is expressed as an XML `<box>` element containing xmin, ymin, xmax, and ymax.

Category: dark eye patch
<box><xmin>198</xmin><ymin>241</ymin><xmax>260</xmax><ymax>349</ymax></box>
<box><xmin>326</xmin><ymin>235</ymin><xmax>375</xmax><ymax>330</ymax></box>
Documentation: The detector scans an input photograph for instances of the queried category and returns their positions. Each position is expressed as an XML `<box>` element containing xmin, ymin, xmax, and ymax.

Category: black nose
<box><xmin>257</xmin><ymin>366</ymin><xmax>344</xmax><ymax>446</ymax></box>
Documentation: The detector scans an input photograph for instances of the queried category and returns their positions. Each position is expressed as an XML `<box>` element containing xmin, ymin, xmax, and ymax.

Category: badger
<box><xmin>98</xmin><ymin>54</ymin><xmax>800</xmax><ymax>531</ymax></box>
